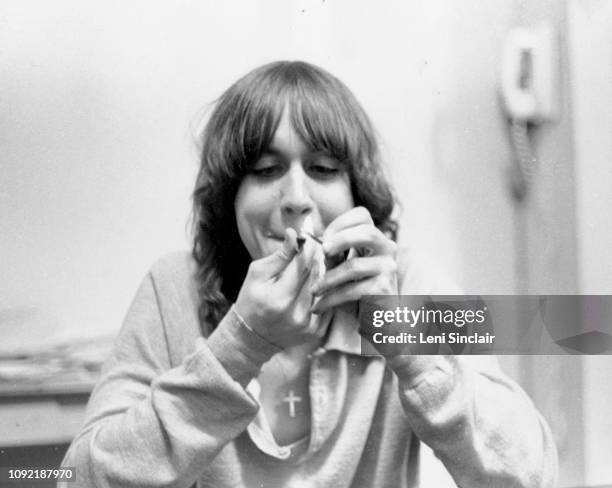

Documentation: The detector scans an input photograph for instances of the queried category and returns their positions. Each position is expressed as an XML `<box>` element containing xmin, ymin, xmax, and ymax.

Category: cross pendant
<box><xmin>282</xmin><ymin>389</ymin><xmax>302</xmax><ymax>418</ymax></box>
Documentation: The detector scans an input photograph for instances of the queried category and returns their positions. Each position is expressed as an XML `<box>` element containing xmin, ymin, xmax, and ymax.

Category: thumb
<box><xmin>260</xmin><ymin>228</ymin><xmax>298</xmax><ymax>278</ymax></box>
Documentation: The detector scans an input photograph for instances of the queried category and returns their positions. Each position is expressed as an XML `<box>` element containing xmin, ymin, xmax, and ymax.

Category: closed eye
<box><xmin>310</xmin><ymin>165</ymin><xmax>340</xmax><ymax>176</ymax></box>
<box><xmin>249</xmin><ymin>165</ymin><xmax>283</xmax><ymax>177</ymax></box>
<box><xmin>307</xmin><ymin>156</ymin><xmax>344</xmax><ymax>180</ymax></box>
<box><xmin>248</xmin><ymin>155</ymin><xmax>285</xmax><ymax>178</ymax></box>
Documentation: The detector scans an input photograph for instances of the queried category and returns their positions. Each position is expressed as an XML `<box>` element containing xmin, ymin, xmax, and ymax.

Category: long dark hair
<box><xmin>192</xmin><ymin>61</ymin><xmax>398</xmax><ymax>328</ymax></box>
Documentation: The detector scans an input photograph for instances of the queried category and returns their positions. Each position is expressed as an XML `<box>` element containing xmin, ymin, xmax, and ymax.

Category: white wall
<box><xmin>569</xmin><ymin>0</ymin><xmax>612</xmax><ymax>295</ymax></box>
<box><xmin>0</xmin><ymin>1</ymin><xmax>286</xmax><ymax>340</ymax></box>
<box><xmin>568</xmin><ymin>0</ymin><xmax>612</xmax><ymax>484</ymax></box>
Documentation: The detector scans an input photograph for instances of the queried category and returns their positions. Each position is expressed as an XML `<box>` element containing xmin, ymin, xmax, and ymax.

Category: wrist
<box><xmin>387</xmin><ymin>355</ymin><xmax>457</xmax><ymax>388</ymax></box>
<box><xmin>231</xmin><ymin>305</ymin><xmax>280</xmax><ymax>349</ymax></box>
<box><xmin>207</xmin><ymin>306</ymin><xmax>282</xmax><ymax>387</ymax></box>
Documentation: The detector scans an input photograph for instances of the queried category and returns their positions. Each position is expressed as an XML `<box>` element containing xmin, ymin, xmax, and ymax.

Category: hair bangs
<box><xmin>284</xmin><ymin>69</ymin><xmax>371</xmax><ymax>169</ymax></box>
<box><xmin>224</xmin><ymin>68</ymin><xmax>295</xmax><ymax>173</ymax></box>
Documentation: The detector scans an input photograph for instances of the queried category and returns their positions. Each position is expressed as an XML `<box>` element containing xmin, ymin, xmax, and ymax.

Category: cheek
<box><xmin>317</xmin><ymin>179</ymin><xmax>355</xmax><ymax>224</ymax></box>
<box><xmin>234</xmin><ymin>183</ymin><xmax>252</xmax><ymax>226</ymax></box>
<box><xmin>234</xmin><ymin>181</ymin><xmax>275</xmax><ymax>256</ymax></box>
<box><xmin>235</xmin><ymin>184</ymin><xmax>258</xmax><ymax>231</ymax></box>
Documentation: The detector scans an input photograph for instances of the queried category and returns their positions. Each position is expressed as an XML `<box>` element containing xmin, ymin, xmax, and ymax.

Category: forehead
<box><xmin>265</xmin><ymin>107</ymin><xmax>310</xmax><ymax>156</ymax></box>
<box><xmin>252</xmin><ymin>95</ymin><xmax>355</xmax><ymax>165</ymax></box>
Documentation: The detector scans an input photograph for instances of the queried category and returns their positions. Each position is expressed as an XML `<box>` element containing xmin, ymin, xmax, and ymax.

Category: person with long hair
<box><xmin>61</xmin><ymin>61</ymin><xmax>557</xmax><ymax>487</ymax></box>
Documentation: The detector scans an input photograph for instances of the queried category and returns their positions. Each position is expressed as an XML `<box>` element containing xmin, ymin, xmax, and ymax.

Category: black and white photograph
<box><xmin>1</xmin><ymin>1</ymin><xmax>611</xmax><ymax>487</ymax></box>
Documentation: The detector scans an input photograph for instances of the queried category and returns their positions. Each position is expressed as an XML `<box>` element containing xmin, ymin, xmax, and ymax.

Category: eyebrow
<box><xmin>260</xmin><ymin>146</ymin><xmax>334</xmax><ymax>160</ymax></box>
<box><xmin>260</xmin><ymin>147</ymin><xmax>284</xmax><ymax>158</ymax></box>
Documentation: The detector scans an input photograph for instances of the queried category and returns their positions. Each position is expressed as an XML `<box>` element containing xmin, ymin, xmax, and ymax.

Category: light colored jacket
<box><xmin>60</xmin><ymin>251</ymin><xmax>558</xmax><ymax>487</ymax></box>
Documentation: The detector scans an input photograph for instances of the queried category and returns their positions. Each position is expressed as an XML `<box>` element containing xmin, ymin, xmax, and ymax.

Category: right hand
<box><xmin>234</xmin><ymin>228</ymin><xmax>330</xmax><ymax>349</ymax></box>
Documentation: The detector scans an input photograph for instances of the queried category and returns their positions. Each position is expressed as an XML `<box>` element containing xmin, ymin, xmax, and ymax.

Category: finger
<box><xmin>291</xmin><ymin>244</ymin><xmax>326</xmax><ymax>324</ymax></box>
<box><xmin>275</xmin><ymin>233</ymin><xmax>319</xmax><ymax>297</ymax></box>
<box><xmin>322</xmin><ymin>206</ymin><xmax>373</xmax><ymax>241</ymax></box>
<box><xmin>311</xmin><ymin>308</ymin><xmax>334</xmax><ymax>339</ymax></box>
<box><xmin>296</xmin><ymin>233</ymin><xmax>318</xmax><ymax>273</ymax></box>
<box><xmin>311</xmin><ymin>256</ymin><xmax>394</xmax><ymax>297</ymax></box>
<box><xmin>311</xmin><ymin>279</ymin><xmax>374</xmax><ymax>314</ymax></box>
<box><xmin>281</xmin><ymin>237</ymin><xmax>318</xmax><ymax>303</ymax></box>
<box><xmin>312</xmin><ymin>276</ymin><xmax>397</xmax><ymax>314</ymax></box>
<box><xmin>258</xmin><ymin>228</ymin><xmax>299</xmax><ymax>279</ymax></box>
<box><xmin>308</xmin><ymin>239</ymin><xmax>326</xmax><ymax>281</ymax></box>
<box><xmin>322</xmin><ymin>224</ymin><xmax>396</xmax><ymax>259</ymax></box>
<box><xmin>291</xmin><ymin>264</ymin><xmax>317</xmax><ymax>323</ymax></box>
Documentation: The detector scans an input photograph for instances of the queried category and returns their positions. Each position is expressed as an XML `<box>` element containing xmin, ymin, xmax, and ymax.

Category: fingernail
<box><xmin>310</xmin><ymin>284</ymin><xmax>319</xmax><ymax>296</ymax></box>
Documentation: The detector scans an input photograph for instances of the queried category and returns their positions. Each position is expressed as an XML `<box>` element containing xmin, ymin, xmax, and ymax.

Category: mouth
<box><xmin>267</xmin><ymin>234</ymin><xmax>285</xmax><ymax>242</ymax></box>
<box><xmin>266</xmin><ymin>214</ymin><xmax>324</xmax><ymax>251</ymax></box>
<box><xmin>266</xmin><ymin>231</ymin><xmax>323</xmax><ymax>255</ymax></box>
<box><xmin>267</xmin><ymin>231</ymin><xmax>323</xmax><ymax>241</ymax></box>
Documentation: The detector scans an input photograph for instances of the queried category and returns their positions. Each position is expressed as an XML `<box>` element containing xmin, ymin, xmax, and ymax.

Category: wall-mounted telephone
<box><xmin>501</xmin><ymin>23</ymin><xmax>558</xmax><ymax>122</ymax></box>
<box><xmin>500</xmin><ymin>23</ymin><xmax>559</xmax><ymax>201</ymax></box>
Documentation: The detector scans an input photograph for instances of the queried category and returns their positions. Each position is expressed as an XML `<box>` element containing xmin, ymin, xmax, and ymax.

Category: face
<box><xmin>235</xmin><ymin>108</ymin><xmax>355</xmax><ymax>259</ymax></box>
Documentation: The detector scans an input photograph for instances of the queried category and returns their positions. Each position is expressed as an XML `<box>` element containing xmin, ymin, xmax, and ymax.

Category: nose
<box><xmin>279</xmin><ymin>164</ymin><xmax>313</xmax><ymax>219</ymax></box>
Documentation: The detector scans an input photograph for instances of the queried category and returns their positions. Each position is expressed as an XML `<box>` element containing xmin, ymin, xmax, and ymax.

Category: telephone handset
<box><xmin>501</xmin><ymin>24</ymin><xmax>557</xmax><ymax>122</ymax></box>
<box><xmin>500</xmin><ymin>23</ymin><xmax>559</xmax><ymax>200</ymax></box>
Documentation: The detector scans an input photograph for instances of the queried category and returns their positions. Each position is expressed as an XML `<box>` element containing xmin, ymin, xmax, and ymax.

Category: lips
<box><xmin>267</xmin><ymin>231</ymin><xmax>323</xmax><ymax>242</ymax></box>
<box><xmin>267</xmin><ymin>218</ymin><xmax>324</xmax><ymax>242</ymax></box>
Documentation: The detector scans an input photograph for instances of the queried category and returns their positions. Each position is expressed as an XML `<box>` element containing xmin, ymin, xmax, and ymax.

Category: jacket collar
<box><xmin>320</xmin><ymin>303</ymin><xmax>379</xmax><ymax>356</ymax></box>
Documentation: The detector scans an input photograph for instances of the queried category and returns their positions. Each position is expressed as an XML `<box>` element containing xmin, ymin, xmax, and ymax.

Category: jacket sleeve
<box><xmin>389</xmin><ymin>355</ymin><xmax>558</xmax><ymax>488</ymax></box>
<box><xmin>59</xmin><ymin>270</ymin><xmax>278</xmax><ymax>488</ymax></box>
<box><xmin>390</xmin><ymin>248</ymin><xmax>558</xmax><ymax>487</ymax></box>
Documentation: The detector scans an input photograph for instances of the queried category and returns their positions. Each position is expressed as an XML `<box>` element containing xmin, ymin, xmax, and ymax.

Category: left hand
<box><xmin>310</xmin><ymin>207</ymin><xmax>398</xmax><ymax>314</ymax></box>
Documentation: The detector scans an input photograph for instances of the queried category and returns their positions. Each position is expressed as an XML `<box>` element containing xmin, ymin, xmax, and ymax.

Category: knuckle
<box><xmin>375</xmin><ymin>276</ymin><xmax>389</xmax><ymax>292</ymax></box>
<box><xmin>346</xmin><ymin>258</ymin><xmax>359</xmax><ymax>275</ymax></box>
<box><xmin>290</xmin><ymin>310</ymin><xmax>301</xmax><ymax>326</ymax></box>
<box><xmin>365</xmin><ymin>225</ymin><xmax>378</xmax><ymax>240</ymax></box>
<box><xmin>355</xmin><ymin>206</ymin><xmax>373</xmax><ymax>223</ymax></box>
<box><xmin>277</xmin><ymin>296</ymin><xmax>292</xmax><ymax>312</ymax></box>
<box><xmin>248</xmin><ymin>260</ymin><xmax>263</xmax><ymax>277</ymax></box>
<box><xmin>277</xmin><ymin>247</ymin><xmax>293</xmax><ymax>262</ymax></box>
<box><xmin>295</xmin><ymin>313</ymin><xmax>311</xmax><ymax>331</ymax></box>
<box><xmin>385</xmin><ymin>256</ymin><xmax>398</xmax><ymax>274</ymax></box>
